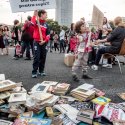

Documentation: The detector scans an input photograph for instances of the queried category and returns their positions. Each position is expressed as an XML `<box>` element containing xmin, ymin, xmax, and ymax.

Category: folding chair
<box><xmin>101</xmin><ymin>39</ymin><xmax>125</xmax><ymax>74</ymax></box>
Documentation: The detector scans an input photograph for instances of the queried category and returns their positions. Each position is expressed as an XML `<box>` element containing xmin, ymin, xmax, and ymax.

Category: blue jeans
<box><xmin>32</xmin><ymin>42</ymin><xmax>47</xmax><ymax>74</ymax></box>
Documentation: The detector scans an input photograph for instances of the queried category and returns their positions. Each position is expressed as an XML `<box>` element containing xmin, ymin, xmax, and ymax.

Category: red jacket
<box><xmin>23</xmin><ymin>21</ymin><xmax>34</xmax><ymax>38</ymax></box>
<box><xmin>31</xmin><ymin>16</ymin><xmax>50</xmax><ymax>43</ymax></box>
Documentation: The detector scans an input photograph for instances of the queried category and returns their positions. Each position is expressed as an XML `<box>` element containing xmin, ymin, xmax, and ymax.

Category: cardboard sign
<box><xmin>92</xmin><ymin>5</ymin><xmax>104</xmax><ymax>27</ymax></box>
<box><xmin>9</xmin><ymin>0</ymin><xmax>56</xmax><ymax>13</ymax></box>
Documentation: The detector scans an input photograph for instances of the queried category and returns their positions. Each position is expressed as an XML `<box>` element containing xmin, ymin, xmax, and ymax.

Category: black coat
<box><xmin>106</xmin><ymin>26</ymin><xmax>125</xmax><ymax>53</ymax></box>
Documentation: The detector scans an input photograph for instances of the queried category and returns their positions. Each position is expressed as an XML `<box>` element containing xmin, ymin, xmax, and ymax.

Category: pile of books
<box><xmin>71</xmin><ymin>84</ymin><xmax>95</xmax><ymax>101</ymax></box>
<box><xmin>77</xmin><ymin>109</ymin><xmax>95</xmax><ymax>124</ymax></box>
<box><xmin>52</xmin><ymin>83</ymin><xmax>70</xmax><ymax>95</ymax></box>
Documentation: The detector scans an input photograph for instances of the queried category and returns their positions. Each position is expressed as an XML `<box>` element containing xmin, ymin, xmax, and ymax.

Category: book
<box><xmin>9</xmin><ymin>105</ymin><xmax>25</xmax><ymax>115</ymax></box>
<box><xmin>42</xmin><ymin>81</ymin><xmax>58</xmax><ymax>86</ymax></box>
<box><xmin>31</xmin><ymin>92</ymin><xmax>53</xmax><ymax>103</ymax></box>
<box><xmin>91</xmin><ymin>88</ymin><xmax>105</xmax><ymax>96</ymax></box>
<box><xmin>10</xmin><ymin>87</ymin><xmax>27</xmax><ymax>93</ymax></box>
<box><xmin>13</xmin><ymin>117</ymin><xmax>52</xmax><ymax>125</ymax></box>
<box><xmin>77</xmin><ymin>109</ymin><xmax>95</xmax><ymax>120</ymax></box>
<box><xmin>53</xmin><ymin>104</ymin><xmax>79</xmax><ymax>124</ymax></box>
<box><xmin>0</xmin><ymin>91</ymin><xmax>10</xmax><ymax>99</ymax></box>
<box><xmin>0</xmin><ymin>74</ymin><xmax>5</xmax><ymax>81</ymax></box>
<box><xmin>8</xmin><ymin>93</ymin><xmax>27</xmax><ymax>106</ymax></box>
<box><xmin>117</xmin><ymin>102</ymin><xmax>125</xmax><ymax>111</ymax></box>
<box><xmin>19</xmin><ymin>111</ymin><xmax>33</xmax><ymax>118</ymax></box>
<box><xmin>58</xmin><ymin>114</ymin><xmax>76</xmax><ymax>125</ymax></box>
<box><xmin>29</xmin><ymin>84</ymin><xmax>50</xmax><ymax>94</ymax></box>
<box><xmin>77</xmin><ymin>83</ymin><xmax>94</xmax><ymax>91</ymax></box>
<box><xmin>117</xmin><ymin>93</ymin><xmax>125</xmax><ymax>100</ymax></box>
<box><xmin>70</xmin><ymin>101</ymin><xmax>95</xmax><ymax>111</ymax></box>
<box><xmin>33</xmin><ymin>111</ymin><xmax>45</xmax><ymax>119</ymax></box>
<box><xmin>113</xmin><ymin>121</ymin><xmax>125</xmax><ymax>125</ymax></box>
<box><xmin>0</xmin><ymin>119</ymin><xmax>13</xmax><ymax>125</ymax></box>
<box><xmin>46</xmin><ymin>107</ymin><xmax>54</xmax><ymax>117</ymax></box>
<box><xmin>0</xmin><ymin>80</ymin><xmax>16</xmax><ymax>92</ymax></box>
<box><xmin>92</xmin><ymin>96</ymin><xmax>111</xmax><ymax>105</ymax></box>
<box><xmin>0</xmin><ymin>99</ymin><xmax>5</xmax><ymax>105</ymax></box>
<box><xmin>43</xmin><ymin>95</ymin><xmax>59</xmax><ymax>106</ymax></box>
<box><xmin>55</xmin><ymin>83</ymin><xmax>70</xmax><ymax>90</ymax></box>
<box><xmin>51</xmin><ymin>117</ymin><xmax>63</xmax><ymax>125</ymax></box>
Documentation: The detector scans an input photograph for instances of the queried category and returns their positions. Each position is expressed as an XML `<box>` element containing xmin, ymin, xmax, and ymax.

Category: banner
<box><xmin>9</xmin><ymin>0</ymin><xmax>56</xmax><ymax>13</ymax></box>
<box><xmin>92</xmin><ymin>5</ymin><xmax>104</xmax><ymax>27</ymax></box>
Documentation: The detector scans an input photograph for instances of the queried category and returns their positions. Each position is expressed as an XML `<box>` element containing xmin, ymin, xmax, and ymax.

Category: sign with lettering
<box><xmin>92</xmin><ymin>5</ymin><xmax>104</xmax><ymax>27</ymax></box>
<box><xmin>9</xmin><ymin>0</ymin><xmax>56</xmax><ymax>13</ymax></box>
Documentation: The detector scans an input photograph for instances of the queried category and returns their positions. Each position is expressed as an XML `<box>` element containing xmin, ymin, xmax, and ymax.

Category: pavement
<box><xmin>0</xmin><ymin>47</ymin><xmax>125</xmax><ymax>103</ymax></box>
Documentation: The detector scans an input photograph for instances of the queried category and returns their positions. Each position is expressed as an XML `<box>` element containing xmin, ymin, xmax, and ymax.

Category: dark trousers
<box><xmin>95</xmin><ymin>47</ymin><xmax>111</xmax><ymax>65</ymax></box>
<box><xmin>50</xmin><ymin>40</ymin><xmax>53</xmax><ymax>52</ymax></box>
<box><xmin>88</xmin><ymin>47</ymin><xmax>96</xmax><ymax>64</ymax></box>
<box><xmin>67</xmin><ymin>44</ymin><xmax>70</xmax><ymax>53</ymax></box>
<box><xmin>54</xmin><ymin>43</ymin><xmax>59</xmax><ymax>51</ymax></box>
<box><xmin>32</xmin><ymin>42</ymin><xmax>47</xmax><ymax>74</ymax></box>
<box><xmin>60</xmin><ymin>40</ymin><xmax>65</xmax><ymax>53</ymax></box>
<box><xmin>22</xmin><ymin>41</ymin><xmax>30</xmax><ymax>58</ymax></box>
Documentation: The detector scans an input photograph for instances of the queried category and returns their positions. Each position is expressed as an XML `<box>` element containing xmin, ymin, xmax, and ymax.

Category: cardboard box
<box><xmin>64</xmin><ymin>54</ymin><xmax>75</xmax><ymax>67</ymax></box>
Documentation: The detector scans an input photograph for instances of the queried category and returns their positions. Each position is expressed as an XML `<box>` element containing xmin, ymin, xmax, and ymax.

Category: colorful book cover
<box><xmin>33</xmin><ymin>111</ymin><xmax>45</xmax><ymax>119</ymax></box>
<box><xmin>13</xmin><ymin>117</ymin><xmax>52</xmax><ymax>125</ymax></box>
<box><xmin>92</xmin><ymin>96</ymin><xmax>111</xmax><ymax>105</ymax></box>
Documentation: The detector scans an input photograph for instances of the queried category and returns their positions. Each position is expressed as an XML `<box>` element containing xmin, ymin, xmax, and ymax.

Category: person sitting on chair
<box><xmin>92</xmin><ymin>16</ymin><xmax>125</xmax><ymax>70</ymax></box>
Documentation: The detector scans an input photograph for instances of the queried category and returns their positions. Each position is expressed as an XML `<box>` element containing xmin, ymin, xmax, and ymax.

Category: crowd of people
<box><xmin>0</xmin><ymin>10</ymin><xmax>125</xmax><ymax>80</ymax></box>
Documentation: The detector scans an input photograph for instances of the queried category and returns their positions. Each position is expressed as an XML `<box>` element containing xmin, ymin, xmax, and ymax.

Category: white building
<box><xmin>55</xmin><ymin>0</ymin><xmax>73</xmax><ymax>27</ymax></box>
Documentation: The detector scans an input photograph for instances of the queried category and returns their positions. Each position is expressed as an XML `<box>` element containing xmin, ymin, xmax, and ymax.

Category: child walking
<box><xmin>72</xmin><ymin>21</ymin><xmax>92</xmax><ymax>82</ymax></box>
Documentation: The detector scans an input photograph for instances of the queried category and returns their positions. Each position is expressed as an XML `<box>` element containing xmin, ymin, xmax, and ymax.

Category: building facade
<box><xmin>55</xmin><ymin>0</ymin><xmax>73</xmax><ymax>27</ymax></box>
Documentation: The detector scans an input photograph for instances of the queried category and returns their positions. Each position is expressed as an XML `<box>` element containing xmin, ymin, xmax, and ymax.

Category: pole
<box><xmin>36</xmin><ymin>14</ymin><xmax>43</xmax><ymax>43</ymax></box>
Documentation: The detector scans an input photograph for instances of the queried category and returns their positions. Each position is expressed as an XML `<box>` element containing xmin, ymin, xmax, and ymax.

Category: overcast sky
<box><xmin>0</xmin><ymin>0</ymin><xmax>125</xmax><ymax>25</ymax></box>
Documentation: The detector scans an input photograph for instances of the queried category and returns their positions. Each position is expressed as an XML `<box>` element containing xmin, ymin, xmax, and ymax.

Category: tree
<box><xmin>47</xmin><ymin>19</ymin><xmax>60</xmax><ymax>33</ymax></box>
<box><xmin>47</xmin><ymin>19</ymin><xmax>69</xmax><ymax>33</ymax></box>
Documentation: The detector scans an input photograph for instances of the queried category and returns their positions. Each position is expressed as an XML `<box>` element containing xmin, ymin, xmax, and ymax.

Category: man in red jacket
<box><xmin>32</xmin><ymin>10</ymin><xmax>50</xmax><ymax>78</ymax></box>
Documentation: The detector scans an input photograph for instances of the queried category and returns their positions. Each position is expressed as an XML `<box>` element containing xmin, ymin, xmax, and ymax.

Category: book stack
<box><xmin>77</xmin><ymin>109</ymin><xmax>95</xmax><ymax>125</ymax></box>
<box><xmin>53</xmin><ymin>83</ymin><xmax>70</xmax><ymax>95</ymax></box>
<box><xmin>25</xmin><ymin>93</ymin><xmax>54</xmax><ymax>113</ymax></box>
<box><xmin>71</xmin><ymin>84</ymin><xmax>95</xmax><ymax>101</ymax></box>
<box><xmin>71</xmin><ymin>85</ymin><xmax>95</xmax><ymax>101</ymax></box>
<box><xmin>8</xmin><ymin>93</ymin><xmax>27</xmax><ymax>106</ymax></box>
<box><xmin>0</xmin><ymin>80</ymin><xmax>16</xmax><ymax>92</ymax></box>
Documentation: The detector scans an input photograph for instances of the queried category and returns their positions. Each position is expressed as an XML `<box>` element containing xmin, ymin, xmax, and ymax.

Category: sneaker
<box><xmin>32</xmin><ymin>74</ymin><xmax>37</xmax><ymax>78</ymax></box>
<box><xmin>39</xmin><ymin>71</ymin><xmax>46</xmax><ymax>76</ymax></box>
<box><xmin>1</xmin><ymin>53</ymin><xmax>4</xmax><ymax>55</ymax></box>
<box><xmin>72</xmin><ymin>74</ymin><xmax>79</xmax><ymax>82</ymax></box>
<box><xmin>91</xmin><ymin>65</ymin><xmax>98</xmax><ymax>71</ymax></box>
<box><xmin>82</xmin><ymin>75</ymin><xmax>93</xmax><ymax>79</ymax></box>
<box><xmin>102</xmin><ymin>64</ymin><xmax>112</xmax><ymax>68</ymax></box>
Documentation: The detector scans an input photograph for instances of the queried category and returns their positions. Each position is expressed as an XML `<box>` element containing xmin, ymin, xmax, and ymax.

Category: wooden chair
<box><xmin>101</xmin><ymin>39</ymin><xmax>125</xmax><ymax>74</ymax></box>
